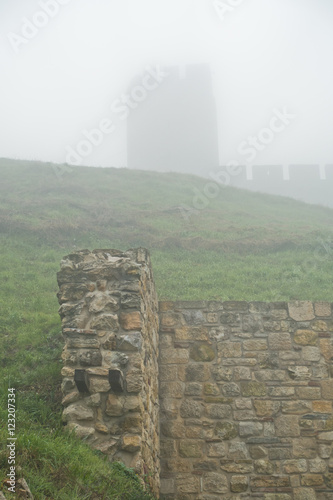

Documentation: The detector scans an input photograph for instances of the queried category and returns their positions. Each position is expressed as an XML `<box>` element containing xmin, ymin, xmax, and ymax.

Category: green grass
<box><xmin>0</xmin><ymin>158</ymin><xmax>332</xmax><ymax>498</ymax></box>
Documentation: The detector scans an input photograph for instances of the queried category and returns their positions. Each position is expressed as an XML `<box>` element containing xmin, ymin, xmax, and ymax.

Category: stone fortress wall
<box><xmin>57</xmin><ymin>249</ymin><xmax>333</xmax><ymax>499</ymax></box>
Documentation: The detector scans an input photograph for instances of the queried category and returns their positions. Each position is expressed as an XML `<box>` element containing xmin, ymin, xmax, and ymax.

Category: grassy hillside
<box><xmin>0</xmin><ymin>158</ymin><xmax>332</xmax><ymax>498</ymax></box>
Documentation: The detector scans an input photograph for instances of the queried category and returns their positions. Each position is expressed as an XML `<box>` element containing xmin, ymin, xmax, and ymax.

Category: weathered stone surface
<box><xmin>321</xmin><ymin>380</ymin><xmax>333</xmax><ymax>400</ymax></box>
<box><xmin>180</xmin><ymin>400</ymin><xmax>203</xmax><ymax>419</ymax></box>
<box><xmin>221</xmin><ymin>461</ymin><xmax>254</xmax><ymax>474</ymax></box>
<box><xmin>294</xmin><ymin>488</ymin><xmax>316</xmax><ymax>500</ymax></box>
<box><xmin>314</xmin><ymin>302</ymin><xmax>331</xmax><ymax>317</ymax></box>
<box><xmin>176</xmin><ymin>475</ymin><xmax>200</xmax><ymax>494</ymax></box>
<box><xmin>203</xmin><ymin>473</ymin><xmax>228</xmax><ymax>494</ymax></box>
<box><xmin>283</xmin><ymin>459</ymin><xmax>308</xmax><ymax>474</ymax></box>
<box><xmin>287</xmin><ymin>366</ymin><xmax>312</xmax><ymax>380</ymax></box>
<box><xmin>90</xmin><ymin>314</ymin><xmax>119</xmax><ymax>331</ymax></box>
<box><xmin>294</xmin><ymin>330</ymin><xmax>318</xmax><ymax>345</ymax></box>
<box><xmin>212</xmin><ymin>366</ymin><xmax>233</xmax><ymax>381</ymax></box>
<box><xmin>254</xmin><ymin>400</ymin><xmax>280</xmax><ymax>417</ymax></box>
<box><xmin>239</xmin><ymin>421</ymin><xmax>263</xmax><ymax>437</ymax></box>
<box><xmin>185</xmin><ymin>364</ymin><xmax>210</xmax><ymax>382</ymax></box>
<box><xmin>302</xmin><ymin>346</ymin><xmax>321</xmax><ymax>361</ymax></box>
<box><xmin>120</xmin><ymin>435</ymin><xmax>141</xmax><ymax>452</ymax></box>
<box><xmin>206</xmin><ymin>404</ymin><xmax>232</xmax><ymax>419</ymax></box>
<box><xmin>296</xmin><ymin>387</ymin><xmax>321</xmax><ymax>399</ymax></box>
<box><xmin>268</xmin><ymin>333</ymin><xmax>292</xmax><ymax>350</ymax></box>
<box><xmin>179</xmin><ymin>440</ymin><xmax>202</xmax><ymax>458</ymax></box>
<box><xmin>243</xmin><ymin>339</ymin><xmax>268</xmax><ymax>351</ymax></box>
<box><xmin>119</xmin><ymin>311</ymin><xmax>142</xmax><ymax>330</ymax></box>
<box><xmin>275</xmin><ymin>415</ymin><xmax>300</xmax><ymax>437</ymax></box>
<box><xmin>281</xmin><ymin>401</ymin><xmax>312</xmax><ymax>414</ymax></box>
<box><xmin>89</xmin><ymin>377</ymin><xmax>111</xmax><ymax>393</ymax></box>
<box><xmin>63</xmin><ymin>404</ymin><xmax>94</xmax><ymax>422</ymax></box>
<box><xmin>67</xmin><ymin>422</ymin><xmax>95</xmax><ymax>439</ymax></box>
<box><xmin>288</xmin><ymin>301</ymin><xmax>315</xmax><ymax>321</ymax></box>
<box><xmin>219</xmin><ymin>341</ymin><xmax>242</xmax><ymax>358</ymax></box>
<box><xmin>214</xmin><ymin>421</ymin><xmax>238</xmax><ymax>440</ymax></box>
<box><xmin>190</xmin><ymin>343</ymin><xmax>215</xmax><ymax>362</ymax></box>
<box><xmin>254</xmin><ymin>459</ymin><xmax>274</xmax><ymax>474</ymax></box>
<box><xmin>126</xmin><ymin>369</ymin><xmax>143</xmax><ymax>393</ymax></box>
<box><xmin>88</xmin><ymin>292</ymin><xmax>119</xmax><ymax>313</ymax></box>
<box><xmin>116</xmin><ymin>333</ymin><xmax>142</xmax><ymax>352</ymax></box>
<box><xmin>207</xmin><ymin>441</ymin><xmax>227</xmax><ymax>458</ymax></box>
<box><xmin>175</xmin><ymin>326</ymin><xmax>209</xmax><ymax>341</ymax></box>
<box><xmin>241</xmin><ymin>381</ymin><xmax>266</xmax><ymax>397</ymax></box>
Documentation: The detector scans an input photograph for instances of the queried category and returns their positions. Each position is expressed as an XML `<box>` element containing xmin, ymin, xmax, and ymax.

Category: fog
<box><xmin>1</xmin><ymin>0</ymin><xmax>333</xmax><ymax>203</ymax></box>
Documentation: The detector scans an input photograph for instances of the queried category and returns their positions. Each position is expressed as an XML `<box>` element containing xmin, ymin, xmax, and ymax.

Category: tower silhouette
<box><xmin>127</xmin><ymin>64</ymin><xmax>219</xmax><ymax>176</ymax></box>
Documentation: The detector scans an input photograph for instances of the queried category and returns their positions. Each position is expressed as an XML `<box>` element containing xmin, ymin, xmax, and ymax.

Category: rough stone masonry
<box><xmin>57</xmin><ymin>248</ymin><xmax>333</xmax><ymax>499</ymax></box>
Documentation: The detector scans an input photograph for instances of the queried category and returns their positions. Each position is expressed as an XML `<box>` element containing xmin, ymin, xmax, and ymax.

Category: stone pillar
<box><xmin>57</xmin><ymin>248</ymin><xmax>160</xmax><ymax>496</ymax></box>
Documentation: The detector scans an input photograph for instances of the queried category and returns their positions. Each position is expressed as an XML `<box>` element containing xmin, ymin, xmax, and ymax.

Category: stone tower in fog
<box><xmin>127</xmin><ymin>64</ymin><xmax>219</xmax><ymax>176</ymax></box>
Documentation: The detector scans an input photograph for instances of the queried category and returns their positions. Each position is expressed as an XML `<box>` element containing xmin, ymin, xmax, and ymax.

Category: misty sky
<box><xmin>1</xmin><ymin>0</ymin><xmax>333</xmax><ymax>169</ymax></box>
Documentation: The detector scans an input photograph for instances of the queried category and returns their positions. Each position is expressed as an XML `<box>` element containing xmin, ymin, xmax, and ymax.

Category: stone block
<box><xmin>228</xmin><ymin>442</ymin><xmax>250</xmax><ymax>460</ymax></box>
<box><xmin>116</xmin><ymin>333</ymin><xmax>142</xmax><ymax>351</ymax></box>
<box><xmin>301</xmin><ymin>474</ymin><xmax>324</xmax><ymax>486</ymax></box>
<box><xmin>160</xmin><ymin>478</ymin><xmax>174</xmax><ymax>495</ymax></box>
<box><xmin>126</xmin><ymin>369</ymin><xmax>143</xmax><ymax>393</ymax></box>
<box><xmin>203</xmin><ymin>473</ymin><xmax>228</xmax><ymax>494</ymax></box>
<box><xmin>214</xmin><ymin>421</ymin><xmax>238</xmax><ymax>440</ymax></box>
<box><xmin>185</xmin><ymin>364</ymin><xmax>210</xmax><ymax>382</ymax></box>
<box><xmin>218</xmin><ymin>341</ymin><xmax>242</xmax><ymax>358</ymax></box>
<box><xmin>251</xmin><ymin>476</ymin><xmax>290</xmax><ymax>488</ymax></box>
<box><xmin>105</xmin><ymin>394</ymin><xmax>125</xmax><ymax>416</ymax></box>
<box><xmin>160</xmin><ymin>347</ymin><xmax>189</xmax><ymax>365</ymax></box>
<box><xmin>275</xmin><ymin>415</ymin><xmax>300</xmax><ymax>437</ymax></box>
<box><xmin>313</xmin><ymin>400</ymin><xmax>332</xmax><ymax>413</ymax></box>
<box><xmin>294</xmin><ymin>330</ymin><xmax>318</xmax><ymax>346</ymax></box>
<box><xmin>176</xmin><ymin>475</ymin><xmax>200</xmax><ymax>494</ymax></box>
<box><xmin>296</xmin><ymin>387</ymin><xmax>321</xmax><ymax>399</ymax></box>
<box><xmin>239</xmin><ymin>421</ymin><xmax>263</xmax><ymax>437</ymax></box>
<box><xmin>234</xmin><ymin>366</ymin><xmax>251</xmax><ymax>380</ymax></box>
<box><xmin>281</xmin><ymin>401</ymin><xmax>312</xmax><ymax>414</ymax></box>
<box><xmin>314</xmin><ymin>302</ymin><xmax>332</xmax><ymax>317</ymax></box>
<box><xmin>90</xmin><ymin>314</ymin><xmax>119</xmax><ymax>331</ymax></box>
<box><xmin>119</xmin><ymin>311</ymin><xmax>142</xmax><ymax>330</ymax></box>
<box><xmin>212</xmin><ymin>366</ymin><xmax>233</xmax><ymax>381</ymax></box>
<box><xmin>254</xmin><ymin>459</ymin><xmax>274</xmax><ymax>474</ymax></box>
<box><xmin>67</xmin><ymin>422</ymin><xmax>95</xmax><ymax>440</ymax></box>
<box><xmin>190</xmin><ymin>343</ymin><xmax>215</xmax><ymax>362</ymax></box>
<box><xmin>179</xmin><ymin>440</ymin><xmax>202</xmax><ymax>458</ymax></box>
<box><xmin>288</xmin><ymin>301</ymin><xmax>315</xmax><ymax>321</ymax></box>
<box><xmin>175</xmin><ymin>326</ymin><xmax>209</xmax><ymax>341</ymax></box>
<box><xmin>268</xmin><ymin>332</ymin><xmax>292</xmax><ymax>350</ymax></box>
<box><xmin>293</xmin><ymin>438</ymin><xmax>317</xmax><ymax>458</ymax></box>
<box><xmin>309</xmin><ymin>457</ymin><xmax>327</xmax><ymax>473</ymax></box>
<box><xmin>180</xmin><ymin>400</ymin><xmax>203</xmax><ymax>419</ymax></box>
<box><xmin>230</xmin><ymin>475</ymin><xmax>248</xmax><ymax>493</ymax></box>
<box><xmin>63</xmin><ymin>404</ymin><xmax>94</xmax><ymax>422</ymax></box>
<box><xmin>321</xmin><ymin>380</ymin><xmax>333</xmax><ymax>399</ymax></box>
<box><xmin>160</xmin><ymin>382</ymin><xmax>184</xmax><ymax>399</ymax></box>
<box><xmin>302</xmin><ymin>346</ymin><xmax>321</xmax><ymax>361</ymax></box>
<box><xmin>254</xmin><ymin>400</ymin><xmax>280</xmax><ymax>417</ymax></box>
<box><xmin>207</xmin><ymin>441</ymin><xmax>227</xmax><ymax>458</ymax></box>
<box><xmin>161</xmin><ymin>420</ymin><xmax>185</xmax><ymax>438</ymax></box>
<box><xmin>294</xmin><ymin>488</ymin><xmax>317</xmax><ymax>500</ymax></box>
<box><xmin>243</xmin><ymin>340</ymin><xmax>267</xmax><ymax>351</ymax></box>
<box><xmin>283</xmin><ymin>459</ymin><xmax>307</xmax><ymax>473</ymax></box>
<box><xmin>220</xmin><ymin>461</ymin><xmax>254</xmax><ymax>474</ymax></box>
<box><xmin>206</xmin><ymin>404</ymin><xmax>232</xmax><ymax>419</ymax></box>
<box><xmin>241</xmin><ymin>381</ymin><xmax>267</xmax><ymax>397</ymax></box>
<box><xmin>120</xmin><ymin>435</ymin><xmax>141</xmax><ymax>452</ymax></box>
<box><xmin>269</xmin><ymin>385</ymin><xmax>295</xmax><ymax>397</ymax></box>
<box><xmin>287</xmin><ymin>366</ymin><xmax>312</xmax><ymax>380</ymax></box>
